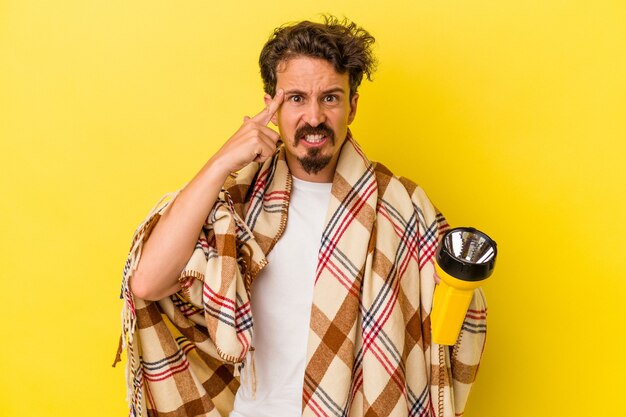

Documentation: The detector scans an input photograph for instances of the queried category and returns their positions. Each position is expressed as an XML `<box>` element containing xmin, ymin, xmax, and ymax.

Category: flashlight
<box><xmin>431</xmin><ymin>227</ymin><xmax>497</xmax><ymax>345</ymax></box>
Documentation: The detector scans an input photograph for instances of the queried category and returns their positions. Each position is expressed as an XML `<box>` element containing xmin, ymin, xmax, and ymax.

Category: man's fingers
<box><xmin>246</xmin><ymin>130</ymin><xmax>279</xmax><ymax>158</ymax></box>
<box><xmin>243</xmin><ymin>115</ymin><xmax>250</xmax><ymax>122</ymax></box>
<box><xmin>250</xmin><ymin>89</ymin><xmax>284</xmax><ymax>125</ymax></box>
<box><xmin>265</xmin><ymin>89</ymin><xmax>285</xmax><ymax>123</ymax></box>
<box><xmin>251</xmin><ymin>139</ymin><xmax>275</xmax><ymax>163</ymax></box>
<box><xmin>258</xmin><ymin>125</ymin><xmax>281</xmax><ymax>144</ymax></box>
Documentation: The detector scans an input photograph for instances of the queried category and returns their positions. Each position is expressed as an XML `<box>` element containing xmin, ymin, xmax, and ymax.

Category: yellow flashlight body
<box><xmin>431</xmin><ymin>263</ymin><xmax>483</xmax><ymax>346</ymax></box>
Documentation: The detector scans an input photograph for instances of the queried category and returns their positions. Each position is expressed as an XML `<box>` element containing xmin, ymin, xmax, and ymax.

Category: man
<box><xmin>116</xmin><ymin>16</ymin><xmax>487</xmax><ymax>417</ymax></box>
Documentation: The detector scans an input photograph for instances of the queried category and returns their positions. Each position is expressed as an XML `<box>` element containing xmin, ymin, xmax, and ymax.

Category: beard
<box><xmin>298</xmin><ymin>148</ymin><xmax>332</xmax><ymax>175</ymax></box>
<box><xmin>293</xmin><ymin>123</ymin><xmax>335</xmax><ymax>175</ymax></box>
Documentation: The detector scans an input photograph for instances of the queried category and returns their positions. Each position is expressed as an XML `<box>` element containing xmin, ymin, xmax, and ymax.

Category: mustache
<box><xmin>294</xmin><ymin>123</ymin><xmax>334</xmax><ymax>145</ymax></box>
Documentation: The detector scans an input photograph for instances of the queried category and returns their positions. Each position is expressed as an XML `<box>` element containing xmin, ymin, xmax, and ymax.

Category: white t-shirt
<box><xmin>229</xmin><ymin>176</ymin><xmax>332</xmax><ymax>417</ymax></box>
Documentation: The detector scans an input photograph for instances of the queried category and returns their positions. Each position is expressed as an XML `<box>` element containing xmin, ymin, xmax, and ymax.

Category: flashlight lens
<box><xmin>446</xmin><ymin>230</ymin><xmax>496</xmax><ymax>264</ymax></box>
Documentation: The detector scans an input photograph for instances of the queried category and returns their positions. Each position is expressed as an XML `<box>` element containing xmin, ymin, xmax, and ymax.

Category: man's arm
<box><xmin>130</xmin><ymin>90</ymin><xmax>284</xmax><ymax>300</ymax></box>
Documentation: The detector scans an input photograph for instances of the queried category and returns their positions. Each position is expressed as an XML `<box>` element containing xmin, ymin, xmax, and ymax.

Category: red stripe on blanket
<box><xmin>362</xmin><ymin>276</ymin><xmax>401</xmax><ymax>352</ymax></box>
<box><xmin>324</xmin><ymin>259</ymin><xmax>360</xmax><ymax>299</ymax></box>
<box><xmin>306</xmin><ymin>394</ymin><xmax>331</xmax><ymax>417</ymax></box>
<box><xmin>418</xmin><ymin>241</ymin><xmax>437</xmax><ymax>270</ymax></box>
<box><xmin>377</xmin><ymin>206</ymin><xmax>419</xmax><ymax>263</ymax></box>
<box><xmin>144</xmin><ymin>360</ymin><xmax>190</xmax><ymax>382</ymax></box>
<box><xmin>465</xmin><ymin>312</ymin><xmax>487</xmax><ymax>320</ymax></box>
<box><xmin>316</xmin><ymin>178</ymin><xmax>377</xmax><ymax>284</ymax></box>
<box><xmin>349</xmin><ymin>368</ymin><xmax>363</xmax><ymax>405</ymax></box>
<box><xmin>370</xmin><ymin>339</ymin><xmax>406</xmax><ymax>393</ymax></box>
<box><xmin>262</xmin><ymin>191</ymin><xmax>289</xmax><ymax>201</ymax></box>
<box><xmin>251</xmin><ymin>167</ymin><xmax>271</xmax><ymax>195</ymax></box>
<box><xmin>203</xmin><ymin>286</ymin><xmax>236</xmax><ymax>311</ymax></box>
<box><xmin>235</xmin><ymin>301</ymin><xmax>251</xmax><ymax>320</ymax></box>
<box><xmin>236</xmin><ymin>331</ymin><xmax>250</xmax><ymax>354</ymax></box>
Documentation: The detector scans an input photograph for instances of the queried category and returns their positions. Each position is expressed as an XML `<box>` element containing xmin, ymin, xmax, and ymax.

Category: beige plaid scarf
<box><xmin>115</xmin><ymin>135</ymin><xmax>487</xmax><ymax>417</ymax></box>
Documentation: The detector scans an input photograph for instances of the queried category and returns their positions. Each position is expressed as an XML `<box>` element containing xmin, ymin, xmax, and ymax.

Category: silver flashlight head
<box><xmin>436</xmin><ymin>227</ymin><xmax>497</xmax><ymax>281</ymax></box>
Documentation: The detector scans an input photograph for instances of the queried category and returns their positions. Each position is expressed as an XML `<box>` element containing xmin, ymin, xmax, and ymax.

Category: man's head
<box><xmin>259</xmin><ymin>16</ymin><xmax>377</xmax><ymax>182</ymax></box>
<box><xmin>260</xmin><ymin>16</ymin><xmax>376</xmax><ymax>100</ymax></box>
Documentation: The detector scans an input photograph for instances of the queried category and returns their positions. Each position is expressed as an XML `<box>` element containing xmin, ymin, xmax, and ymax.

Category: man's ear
<box><xmin>347</xmin><ymin>93</ymin><xmax>359</xmax><ymax>125</ymax></box>
<box><xmin>264</xmin><ymin>94</ymin><xmax>279</xmax><ymax>125</ymax></box>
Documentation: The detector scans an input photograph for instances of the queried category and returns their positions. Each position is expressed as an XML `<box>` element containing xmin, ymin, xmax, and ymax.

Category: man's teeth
<box><xmin>304</xmin><ymin>134</ymin><xmax>325</xmax><ymax>143</ymax></box>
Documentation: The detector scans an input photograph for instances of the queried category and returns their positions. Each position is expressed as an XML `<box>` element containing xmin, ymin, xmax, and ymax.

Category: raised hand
<box><xmin>212</xmin><ymin>89</ymin><xmax>284</xmax><ymax>174</ymax></box>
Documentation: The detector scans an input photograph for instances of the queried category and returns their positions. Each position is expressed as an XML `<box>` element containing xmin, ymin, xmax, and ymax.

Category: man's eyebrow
<box><xmin>283</xmin><ymin>89</ymin><xmax>307</xmax><ymax>95</ymax></box>
<box><xmin>321</xmin><ymin>87</ymin><xmax>346</xmax><ymax>95</ymax></box>
<box><xmin>283</xmin><ymin>87</ymin><xmax>346</xmax><ymax>95</ymax></box>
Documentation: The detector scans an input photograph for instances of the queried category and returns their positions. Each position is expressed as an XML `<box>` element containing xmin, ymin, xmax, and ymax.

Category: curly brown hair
<box><xmin>259</xmin><ymin>15</ymin><xmax>377</xmax><ymax>98</ymax></box>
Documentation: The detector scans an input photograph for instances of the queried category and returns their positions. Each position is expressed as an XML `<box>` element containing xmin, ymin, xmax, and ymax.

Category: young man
<box><xmin>117</xmin><ymin>16</ymin><xmax>487</xmax><ymax>417</ymax></box>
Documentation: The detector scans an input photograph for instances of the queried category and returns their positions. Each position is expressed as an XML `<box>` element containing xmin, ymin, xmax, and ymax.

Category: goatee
<box><xmin>299</xmin><ymin>148</ymin><xmax>332</xmax><ymax>175</ymax></box>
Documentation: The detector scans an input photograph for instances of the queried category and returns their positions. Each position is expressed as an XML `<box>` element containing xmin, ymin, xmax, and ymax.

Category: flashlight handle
<box><xmin>431</xmin><ymin>279</ymin><xmax>477</xmax><ymax>345</ymax></box>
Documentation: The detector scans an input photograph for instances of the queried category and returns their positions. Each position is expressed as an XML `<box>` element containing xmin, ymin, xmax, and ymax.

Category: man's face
<box><xmin>264</xmin><ymin>56</ymin><xmax>359</xmax><ymax>182</ymax></box>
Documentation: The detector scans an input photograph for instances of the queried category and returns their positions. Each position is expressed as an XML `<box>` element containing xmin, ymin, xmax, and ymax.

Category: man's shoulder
<box><xmin>371</xmin><ymin>161</ymin><xmax>441</xmax><ymax>222</ymax></box>
<box><xmin>372</xmin><ymin>161</ymin><xmax>420</xmax><ymax>196</ymax></box>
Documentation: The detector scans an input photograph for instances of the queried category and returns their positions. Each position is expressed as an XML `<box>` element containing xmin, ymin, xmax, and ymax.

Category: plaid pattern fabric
<box><xmin>116</xmin><ymin>135</ymin><xmax>487</xmax><ymax>417</ymax></box>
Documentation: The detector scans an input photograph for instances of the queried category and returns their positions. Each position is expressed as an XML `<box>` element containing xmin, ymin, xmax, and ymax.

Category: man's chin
<box><xmin>297</xmin><ymin>154</ymin><xmax>332</xmax><ymax>175</ymax></box>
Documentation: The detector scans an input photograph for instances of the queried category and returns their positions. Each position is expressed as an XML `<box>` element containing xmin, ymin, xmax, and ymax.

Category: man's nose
<box><xmin>303</xmin><ymin>101</ymin><xmax>326</xmax><ymax>127</ymax></box>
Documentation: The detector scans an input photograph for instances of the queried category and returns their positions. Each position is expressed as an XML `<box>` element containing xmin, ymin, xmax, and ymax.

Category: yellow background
<box><xmin>1</xmin><ymin>1</ymin><xmax>624</xmax><ymax>416</ymax></box>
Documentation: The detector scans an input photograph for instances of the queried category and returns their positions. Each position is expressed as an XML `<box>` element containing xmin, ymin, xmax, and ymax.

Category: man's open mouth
<box><xmin>294</xmin><ymin>123</ymin><xmax>334</xmax><ymax>147</ymax></box>
<box><xmin>302</xmin><ymin>134</ymin><xmax>327</xmax><ymax>144</ymax></box>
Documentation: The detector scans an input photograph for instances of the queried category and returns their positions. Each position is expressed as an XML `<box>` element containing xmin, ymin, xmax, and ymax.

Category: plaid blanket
<box><xmin>116</xmin><ymin>135</ymin><xmax>487</xmax><ymax>417</ymax></box>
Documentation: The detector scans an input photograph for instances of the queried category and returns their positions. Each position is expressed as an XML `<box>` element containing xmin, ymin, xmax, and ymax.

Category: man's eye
<box><xmin>323</xmin><ymin>95</ymin><xmax>338</xmax><ymax>103</ymax></box>
<box><xmin>289</xmin><ymin>95</ymin><xmax>302</xmax><ymax>103</ymax></box>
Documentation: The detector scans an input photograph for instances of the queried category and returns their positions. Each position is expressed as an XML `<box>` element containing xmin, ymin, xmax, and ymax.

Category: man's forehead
<box><xmin>276</xmin><ymin>56</ymin><xmax>349</xmax><ymax>91</ymax></box>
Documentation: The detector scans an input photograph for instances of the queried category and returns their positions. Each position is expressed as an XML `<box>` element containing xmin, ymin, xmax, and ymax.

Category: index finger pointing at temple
<box><xmin>251</xmin><ymin>89</ymin><xmax>284</xmax><ymax>125</ymax></box>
